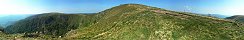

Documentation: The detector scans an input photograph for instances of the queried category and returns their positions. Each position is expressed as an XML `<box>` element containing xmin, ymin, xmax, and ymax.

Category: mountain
<box><xmin>4</xmin><ymin>13</ymin><xmax>98</xmax><ymax>36</ymax></box>
<box><xmin>210</xmin><ymin>14</ymin><xmax>228</xmax><ymax>18</ymax></box>
<box><xmin>0</xmin><ymin>14</ymin><xmax>34</xmax><ymax>27</ymax></box>
<box><xmin>198</xmin><ymin>14</ymin><xmax>228</xmax><ymax>18</ymax></box>
<box><xmin>207</xmin><ymin>14</ymin><xmax>228</xmax><ymax>18</ymax></box>
<box><xmin>226</xmin><ymin>15</ymin><xmax>244</xmax><ymax>23</ymax></box>
<box><xmin>2</xmin><ymin>4</ymin><xmax>244</xmax><ymax>40</ymax></box>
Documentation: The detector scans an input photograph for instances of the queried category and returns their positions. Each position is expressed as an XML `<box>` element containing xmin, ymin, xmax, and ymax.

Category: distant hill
<box><xmin>226</xmin><ymin>15</ymin><xmax>244</xmax><ymax>23</ymax></box>
<box><xmin>199</xmin><ymin>14</ymin><xmax>228</xmax><ymax>18</ymax></box>
<box><xmin>209</xmin><ymin>14</ymin><xmax>228</xmax><ymax>18</ymax></box>
<box><xmin>2</xmin><ymin>4</ymin><xmax>244</xmax><ymax>40</ymax></box>
<box><xmin>0</xmin><ymin>14</ymin><xmax>34</xmax><ymax>27</ymax></box>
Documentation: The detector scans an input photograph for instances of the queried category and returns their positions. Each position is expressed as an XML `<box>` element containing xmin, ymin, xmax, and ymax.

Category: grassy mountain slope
<box><xmin>63</xmin><ymin>4</ymin><xmax>244</xmax><ymax>40</ymax></box>
<box><xmin>2</xmin><ymin>4</ymin><xmax>244</xmax><ymax>40</ymax></box>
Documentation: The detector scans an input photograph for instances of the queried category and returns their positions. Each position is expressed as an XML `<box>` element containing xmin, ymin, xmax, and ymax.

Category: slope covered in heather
<box><xmin>1</xmin><ymin>4</ymin><xmax>244</xmax><ymax>40</ymax></box>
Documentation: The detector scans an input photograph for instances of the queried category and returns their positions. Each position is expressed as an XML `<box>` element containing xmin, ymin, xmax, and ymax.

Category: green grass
<box><xmin>1</xmin><ymin>4</ymin><xmax>244</xmax><ymax>40</ymax></box>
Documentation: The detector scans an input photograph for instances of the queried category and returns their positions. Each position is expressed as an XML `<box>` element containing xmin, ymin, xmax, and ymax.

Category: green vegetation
<box><xmin>226</xmin><ymin>15</ymin><xmax>244</xmax><ymax>23</ymax></box>
<box><xmin>4</xmin><ymin>13</ymin><xmax>96</xmax><ymax>36</ymax></box>
<box><xmin>1</xmin><ymin>4</ymin><xmax>244</xmax><ymax>40</ymax></box>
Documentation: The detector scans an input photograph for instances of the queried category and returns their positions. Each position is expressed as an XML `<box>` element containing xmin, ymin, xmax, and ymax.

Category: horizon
<box><xmin>0</xmin><ymin>0</ymin><xmax>244</xmax><ymax>16</ymax></box>
<box><xmin>1</xmin><ymin>0</ymin><xmax>244</xmax><ymax>39</ymax></box>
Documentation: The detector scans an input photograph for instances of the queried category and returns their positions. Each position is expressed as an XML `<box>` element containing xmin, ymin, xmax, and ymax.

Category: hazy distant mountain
<box><xmin>1</xmin><ymin>4</ymin><xmax>244</xmax><ymax>40</ymax></box>
<box><xmin>199</xmin><ymin>14</ymin><xmax>228</xmax><ymax>18</ymax></box>
<box><xmin>209</xmin><ymin>14</ymin><xmax>229</xmax><ymax>18</ymax></box>
<box><xmin>0</xmin><ymin>14</ymin><xmax>34</xmax><ymax>27</ymax></box>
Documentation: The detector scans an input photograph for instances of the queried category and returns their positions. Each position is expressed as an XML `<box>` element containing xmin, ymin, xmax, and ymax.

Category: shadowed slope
<box><xmin>4</xmin><ymin>13</ymin><xmax>96</xmax><ymax>36</ymax></box>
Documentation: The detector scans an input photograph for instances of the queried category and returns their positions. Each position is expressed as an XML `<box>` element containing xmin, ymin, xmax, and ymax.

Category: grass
<box><xmin>1</xmin><ymin>4</ymin><xmax>244</xmax><ymax>40</ymax></box>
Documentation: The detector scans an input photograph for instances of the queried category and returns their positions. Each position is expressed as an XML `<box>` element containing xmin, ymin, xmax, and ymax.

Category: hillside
<box><xmin>63</xmin><ymin>4</ymin><xmax>244</xmax><ymax>40</ymax></box>
<box><xmin>226</xmin><ymin>15</ymin><xmax>244</xmax><ymax>23</ymax></box>
<box><xmin>4</xmin><ymin>13</ymin><xmax>97</xmax><ymax>36</ymax></box>
<box><xmin>2</xmin><ymin>4</ymin><xmax>244</xmax><ymax>40</ymax></box>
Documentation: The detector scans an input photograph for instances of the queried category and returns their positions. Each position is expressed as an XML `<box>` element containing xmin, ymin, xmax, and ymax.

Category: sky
<box><xmin>0</xmin><ymin>0</ymin><xmax>244</xmax><ymax>16</ymax></box>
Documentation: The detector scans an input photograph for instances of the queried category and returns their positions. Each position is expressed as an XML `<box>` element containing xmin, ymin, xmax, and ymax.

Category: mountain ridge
<box><xmin>1</xmin><ymin>4</ymin><xmax>244</xmax><ymax>40</ymax></box>
<box><xmin>226</xmin><ymin>15</ymin><xmax>244</xmax><ymax>23</ymax></box>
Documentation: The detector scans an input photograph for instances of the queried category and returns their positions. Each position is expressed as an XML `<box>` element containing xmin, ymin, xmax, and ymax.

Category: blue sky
<box><xmin>0</xmin><ymin>0</ymin><xmax>244</xmax><ymax>16</ymax></box>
